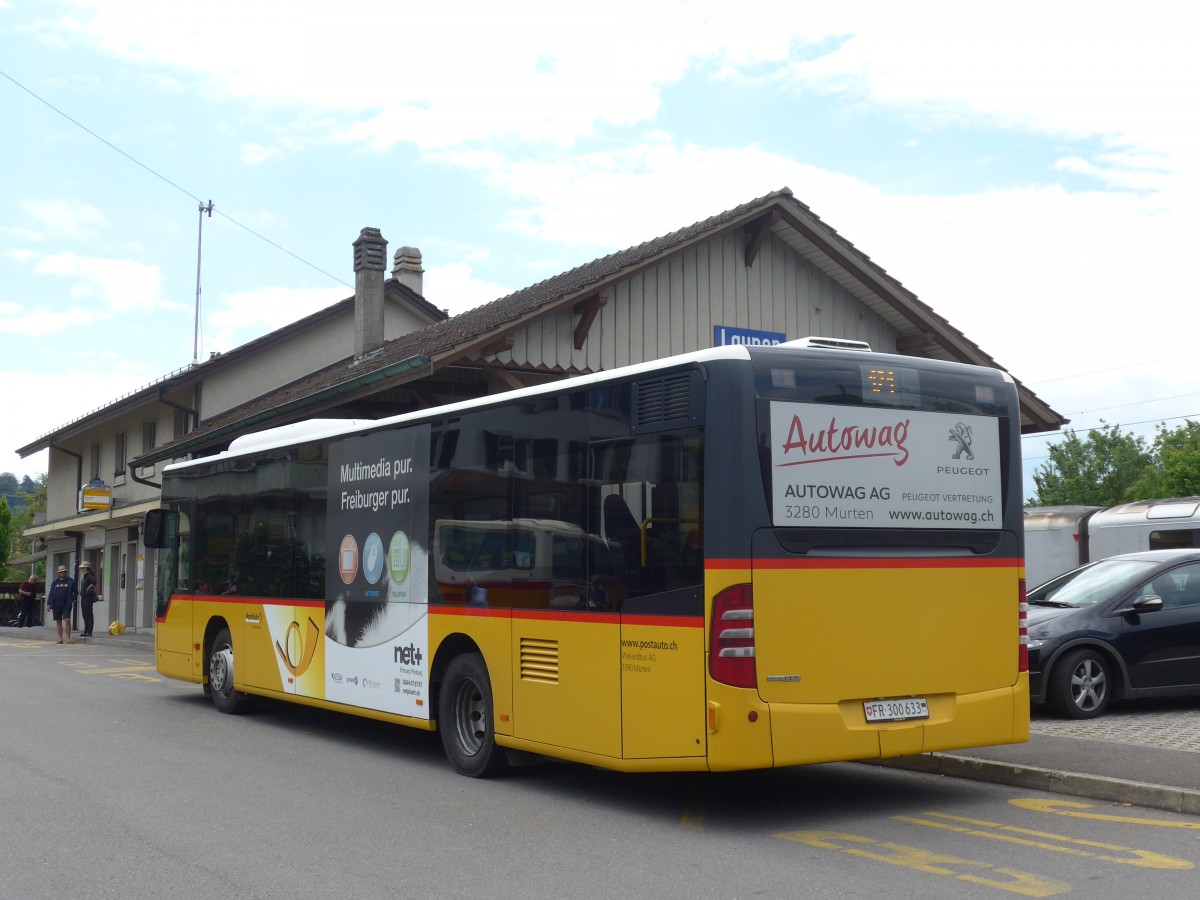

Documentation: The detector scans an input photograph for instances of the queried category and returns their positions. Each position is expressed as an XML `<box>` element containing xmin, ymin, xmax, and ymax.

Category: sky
<box><xmin>2</xmin><ymin>0</ymin><xmax>1197</xmax><ymax>503</ymax></box>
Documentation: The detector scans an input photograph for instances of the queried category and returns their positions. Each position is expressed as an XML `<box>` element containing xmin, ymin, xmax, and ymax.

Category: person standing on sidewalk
<box><xmin>45</xmin><ymin>565</ymin><xmax>77</xmax><ymax>644</ymax></box>
<box><xmin>16</xmin><ymin>573</ymin><xmax>38</xmax><ymax>627</ymax></box>
<box><xmin>78</xmin><ymin>561</ymin><xmax>98</xmax><ymax>637</ymax></box>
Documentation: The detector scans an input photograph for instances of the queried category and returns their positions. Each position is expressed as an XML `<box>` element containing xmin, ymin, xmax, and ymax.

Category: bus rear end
<box><xmin>704</xmin><ymin>347</ymin><xmax>1029</xmax><ymax>769</ymax></box>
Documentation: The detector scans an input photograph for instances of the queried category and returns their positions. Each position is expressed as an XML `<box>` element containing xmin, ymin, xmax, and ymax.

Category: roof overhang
<box><xmin>22</xmin><ymin>498</ymin><xmax>162</xmax><ymax>541</ymax></box>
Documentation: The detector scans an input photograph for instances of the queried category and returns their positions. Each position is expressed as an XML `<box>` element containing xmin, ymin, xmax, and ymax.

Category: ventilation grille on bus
<box><xmin>632</xmin><ymin>369</ymin><xmax>704</xmax><ymax>434</ymax></box>
<box><xmin>520</xmin><ymin>637</ymin><xmax>560</xmax><ymax>684</ymax></box>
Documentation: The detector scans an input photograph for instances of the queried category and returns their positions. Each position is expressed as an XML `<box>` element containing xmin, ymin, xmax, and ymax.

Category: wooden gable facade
<box><xmin>499</xmin><ymin>227</ymin><xmax>894</xmax><ymax>375</ymax></box>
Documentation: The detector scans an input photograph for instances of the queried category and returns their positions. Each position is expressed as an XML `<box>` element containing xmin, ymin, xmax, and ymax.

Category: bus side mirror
<box><xmin>143</xmin><ymin>510</ymin><xmax>171</xmax><ymax>548</ymax></box>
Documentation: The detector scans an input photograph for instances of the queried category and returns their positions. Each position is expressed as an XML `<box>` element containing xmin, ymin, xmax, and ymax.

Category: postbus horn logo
<box><xmin>276</xmin><ymin>617</ymin><xmax>321</xmax><ymax>677</ymax></box>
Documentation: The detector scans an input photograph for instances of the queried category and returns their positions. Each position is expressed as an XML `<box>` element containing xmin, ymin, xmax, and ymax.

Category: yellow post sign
<box><xmin>81</xmin><ymin>482</ymin><xmax>112</xmax><ymax>511</ymax></box>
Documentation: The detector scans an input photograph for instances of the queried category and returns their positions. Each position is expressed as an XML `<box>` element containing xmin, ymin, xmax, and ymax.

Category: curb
<box><xmin>866</xmin><ymin>753</ymin><xmax>1200</xmax><ymax>817</ymax></box>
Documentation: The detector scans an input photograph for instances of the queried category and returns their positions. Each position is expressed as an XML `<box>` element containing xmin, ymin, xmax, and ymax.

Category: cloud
<box><xmin>0</xmin><ymin>304</ymin><xmax>99</xmax><ymax>336</ymax></box>
<box><xmin>425</xmin><ymin>263</ymin><xmax>514</xmax><ymax>316</ymax></box>
<box><xmin>241</xmin><ymin>142</ymin><xmax>279</xmax><ymax>165</ymax></box>
<box><xmin>1</xmin><ymin>366</ymin><xmax>161</xmax><ymax>477</ymax></box>
<box><xmin>26</xmin><ymin>1</ymin><xmax>815</xmax><ymax>153</ymax></box>
<box><xmin>204</xmin><ymin>285</ymin><xmax>347</xmax><ymax>350</ymax></box>
<box><xmin>33</xmin><ymin>252</ymin><xmax>174</xmax><ymax>313</ymax></box>
<box><xmin>21</xmin><ymin>199</ymin><xmax>108</xmax><ymax>240</ymax></box>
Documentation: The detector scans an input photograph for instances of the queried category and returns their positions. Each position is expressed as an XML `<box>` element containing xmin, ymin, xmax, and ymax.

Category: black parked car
<box><xmin>1027</xmin><ymin>549</ymin><xmax>1200</xmax><ymax>719</ymax></box>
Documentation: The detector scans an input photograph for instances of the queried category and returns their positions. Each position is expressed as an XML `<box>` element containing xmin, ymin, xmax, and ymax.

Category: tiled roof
<box><xmin>132</xmin><ymin>187</ymin><xmax>1064</xmax><ymax>467</ymax></box>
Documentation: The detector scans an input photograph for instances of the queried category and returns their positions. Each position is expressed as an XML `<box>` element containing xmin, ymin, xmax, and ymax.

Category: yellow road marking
<box><xmin>896</xmin><ymin>812</ymin><xmax>1191</xmax><ymax>870</ymax></box>
<box><xmin>83</xmin><ymin>665</ymin><xmax>157</xmax><ymax>676</ymax></box>
<box><xmin>776</xmin><ymin>831</ymin><xmax>1069</xmax><ymax>897</ymax></box>
<box><xmin>58</xmin><ymin>659</ymin><xmax>160</xmax><ymax>680</ymax></box>
<box><xmin>1012</xmin><ymin>798</ymin><xmax>1200</xmax><ymax>830</ymax></box>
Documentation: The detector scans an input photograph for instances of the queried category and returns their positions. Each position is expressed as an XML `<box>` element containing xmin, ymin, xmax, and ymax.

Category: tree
<box><xmin>11</xmin><ymin>474</ymin><xmax>47</xmax><ymax>580</ymax></box>
<box><xmin>1029</xmin><ymin>422</ymin><xmax>1155</xmax><ymax>506</ymax></box>
<box><xmin>0</xmin><ymin>497</ymin><xmax>13</xmax><ymax>581</ymax></box>
<box><xmin>0</xmin><ymin>471</ymin><xmax>26</xmax><ymax>516</ymax></box>
<box><xmin>1131</xmin><ymin>420</ymin><xmax>1200</xmax><ymax>499</ymax></box>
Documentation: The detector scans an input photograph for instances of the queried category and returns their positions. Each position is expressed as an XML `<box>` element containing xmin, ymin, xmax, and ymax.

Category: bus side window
<box><xmin>603</xmin><ymin>494</ymin><xmax>642</xmax><ymax>580</ymax></box>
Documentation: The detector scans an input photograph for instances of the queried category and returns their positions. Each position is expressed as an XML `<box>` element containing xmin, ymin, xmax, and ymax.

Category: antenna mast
<box><xmin>193</xmin><ymin>200</ymin><xmax>214</xmax><ymax>365</ymax></box>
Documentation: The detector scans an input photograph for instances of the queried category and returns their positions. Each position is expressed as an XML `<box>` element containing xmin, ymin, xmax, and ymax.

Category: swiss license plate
<box><xmin>863</xmin><ymin>697</ymin><xmax>929</xmax><ymax>723</ymax></box>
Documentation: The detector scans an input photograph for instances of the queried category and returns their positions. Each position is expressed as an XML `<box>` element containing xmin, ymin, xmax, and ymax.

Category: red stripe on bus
<box><xmin>707</xmin><ymin>557</ymin><xmax>1021</xmax><ymax>570</ymax></box>
<box><xmin>620</xmin><ymin>615</ymin><xmax>703</xmax><ymax>628</ymax></box>
<box><xmin>175</xmin><ymin>594</ymin><xmax>326</xmax><ymax>606</ymax></box>
<box><xmin>512</xmin><ymin>609</ymin><xmax>620</xmax><ymax>625</ymax></box>
<box><xmin>430</xmin><ymin>605</ymin><xmax>511</xmax><ymax>619</ymax></box>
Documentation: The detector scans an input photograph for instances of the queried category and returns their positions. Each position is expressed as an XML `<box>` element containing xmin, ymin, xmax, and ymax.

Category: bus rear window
<box><xmin>753</xmin><ymin>352</ymin><xmax>1007</xmax><ymax>416</ymax></box>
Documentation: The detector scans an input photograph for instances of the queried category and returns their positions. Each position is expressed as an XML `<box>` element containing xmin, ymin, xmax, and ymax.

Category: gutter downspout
<box><xmin>157</xmin><ymin>390</ymin><xmax>198</xmax><ymax>431</ymax></box>
<box><xmin>130</xmin><ymin>468</ymin><xmax>161</xmax><ymax>490</ymax></box>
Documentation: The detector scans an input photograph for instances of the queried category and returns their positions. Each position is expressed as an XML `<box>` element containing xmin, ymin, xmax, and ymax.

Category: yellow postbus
<box><xmin>148</xmin><ymin>343</ymin><xmax>1029</xmax><ymax>776</ymax></box>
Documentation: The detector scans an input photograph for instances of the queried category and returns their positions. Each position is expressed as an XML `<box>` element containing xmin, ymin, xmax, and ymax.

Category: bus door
<box><xmin>605</xmin><ymin>431</ymin><xmax>707</xmax><ymax>760</ymax></box>
<box><xmin>229</xmin><ymin>503</ymin><xmax>310</xmax><ymax>697</ymax></box>
<box><xmin>503</xmin><ymin>411</ymin><xmax>623</xmax><ymax>759</ymax></box>
<box><xmin>148</xmin><ymin>509</ymin><xmax>194</xmax><ymax>682</ymax></box>
<box><xmin>509</xmin><ymin>518</ymin><xmax>623</xmax><ymax>758</ymax></box>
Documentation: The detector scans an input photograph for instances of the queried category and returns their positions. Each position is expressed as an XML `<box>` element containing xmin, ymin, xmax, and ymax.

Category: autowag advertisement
<box><xmin>769</xmin><ymin>402</ymin><xmax>1002</xmax><ymax>529</ymax></box>
<box><xmin>324</xmin><ymin>424</ymin><xmax>431</xmax><ymax>718</ymax></box>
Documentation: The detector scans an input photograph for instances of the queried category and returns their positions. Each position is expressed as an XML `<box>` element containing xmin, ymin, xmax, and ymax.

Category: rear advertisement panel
<box><xmin>322</xmin><ymin>424</ymin><xmax>431</xmax><ymax>718</ymax></box>
<box><xmin>769</xmin><ymin>402</ymin><xmax>1002</xmax><ymax>529</ymax></box>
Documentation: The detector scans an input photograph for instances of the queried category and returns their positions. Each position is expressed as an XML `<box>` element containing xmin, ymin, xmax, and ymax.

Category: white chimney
<box><xmin>393</xmin><ymin>246</ymin><xmax>424</xmax><ymax>296</ymax></box>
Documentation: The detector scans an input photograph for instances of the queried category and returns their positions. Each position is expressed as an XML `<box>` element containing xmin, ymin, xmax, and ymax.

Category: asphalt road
<box><xmin>4</xmin><ymin>635</ymin><xmax>1200</xmax><ymax>899</ymax></box>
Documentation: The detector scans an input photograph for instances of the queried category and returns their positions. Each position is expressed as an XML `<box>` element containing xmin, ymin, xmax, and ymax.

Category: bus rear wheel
<box><xmin>209</xmin><ymin>627</ymin><xmax>246</xmax><ymax>715</ymax></box>
<box><xmin>439</xmin><ymin>653</ymin><xmax>507</xmax><ymax>777</ymax></box>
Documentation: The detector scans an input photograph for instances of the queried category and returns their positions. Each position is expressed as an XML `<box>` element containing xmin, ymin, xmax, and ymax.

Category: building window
<box><xmin>174</xmin><ymin>409</ymin><xmax>191</xmax><ymax>440</ymax></box>
<box><xmin>114</xmin><ymin>432</ymin><xmax>128</xmax><ymax>477</ymax></box>
<box><xmin>90</xmin><ymin>442</ymin><xmax>102</xmax><ymax>481</ymax></box>
<box><xmin>143</xmin><ymin>421</ymin><xmax>157</xmax><ymax>452</ymax></box>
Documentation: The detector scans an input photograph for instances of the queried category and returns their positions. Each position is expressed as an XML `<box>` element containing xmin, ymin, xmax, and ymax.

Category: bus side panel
<box><xmin>620</xmin><ymin>616</ymin><xmax>706</xmax><ymax>759</ymax></box>
<box><xmin>429</xmin><ymin>608</ymin><xmax>514</xmax><ymax>736</ymax></box>
<box><xmin>155</xmin><ymin>595</ymin><xmax>196</xmax><ymax>683</ymax></box>
<box><xmin>703</xmin><ymin>680</ymin><xmax>775</xmax><ymax>771</ymax></box>
<box><xmin>510</xmin><ymin>612</ymin><xmax>621</xmax><ymax>758</ymax></box>
<box><xmin>703</xmin><ymin>566</ymin><xmax>775</xmax><ymax>771</ymax></box>
<box><xmin>242</xmin><ymin>600</ymin><xmax>319</xmax><ymax>696</ymax></box>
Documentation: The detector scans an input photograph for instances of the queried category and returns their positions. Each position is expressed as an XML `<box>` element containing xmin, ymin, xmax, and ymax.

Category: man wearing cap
<box><xmin>45</xmin><ymin>565</ymin><xmax>78</xmax><ymax>644</ymax></box>
<box><xmin>79</xmin><ymin>561</ymin><xmax>99</xmax><ymax>638</ymax></box>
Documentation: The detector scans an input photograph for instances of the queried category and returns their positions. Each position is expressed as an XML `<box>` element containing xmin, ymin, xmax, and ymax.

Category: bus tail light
<box><xmin>711</xmin><ymin>583</ymin><xmax>756</xmax><ymax>688</ymax></box>
<box><xmin>1018</xmin><ymin>578</ymin><xmax>1029</xmax><ymax>673</ymax></box>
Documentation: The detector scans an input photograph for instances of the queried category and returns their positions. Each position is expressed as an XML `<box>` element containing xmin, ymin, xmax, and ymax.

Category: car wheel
<box><xmin>438</xmin><ymin>653</ymin><xmax>508</xmax><ymax>777</ymax></box>
<box><xmin>209</xmin><ymin>626</ymin><xmax>246</xmax><ymax>714</ymax></box>
<box><xmin>1049</xmin><ymin>647</ymin><xmax>1111</xmax><ymax>719</ymax></box>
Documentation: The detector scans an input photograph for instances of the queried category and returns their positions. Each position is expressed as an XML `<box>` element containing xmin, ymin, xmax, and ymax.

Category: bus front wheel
<box><xmin>209</xmin><ymin>627</ymin><xmax>245</xmax><ymax>715</ymax></box>
<box><xmin>439</xmin><ymin>653</ymin><xmax>507</xmax><ymax>777</ymax></box>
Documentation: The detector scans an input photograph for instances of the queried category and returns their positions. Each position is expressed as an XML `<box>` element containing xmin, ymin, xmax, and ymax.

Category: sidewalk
<box><xmin>3</xmin><ymin>622</ymin><xmax>155</xmax><ymax>653</ymax></box>
<box><xmin>869</xmin><ymin>699</ymin><xmax>1200</xmax><ymax>817</ymax></box>
<box><xmin>7</xmin><ymin>623</ymin><xmax>1199</xmax><ymax>814</ymax></box>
